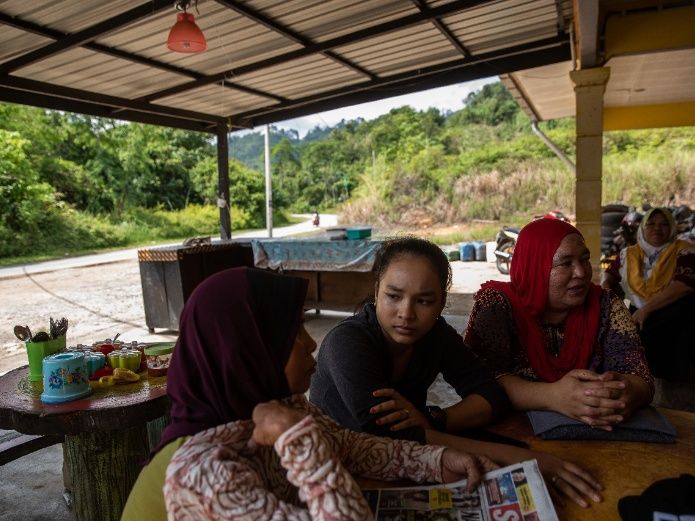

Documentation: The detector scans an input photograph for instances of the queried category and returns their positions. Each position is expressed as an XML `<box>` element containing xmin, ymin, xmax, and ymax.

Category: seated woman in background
<box><xmin>466</xmin><ymin>218</ymin><xmax>654</xmax><ymax>431</ymax></box>
<box><xmin>123</xmin><ymin>267</ymin><xmax>497</xmax><ymax>521</ymax></box>
<box><xmin>601</xmin><ymin>207</ymin><xmax>695</xmax><ymax>382</ymax></box>
<box><xmin>311</xmin><ymin>237</ymin><xmax>603</xmax><ymax>508</ymax></box>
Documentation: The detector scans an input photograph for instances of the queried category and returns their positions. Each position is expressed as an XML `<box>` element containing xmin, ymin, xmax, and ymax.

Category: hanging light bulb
<box><xmin>167</xmin><ymin>0</ymin><xmax>207</xmax><ymax>53</ymax></box>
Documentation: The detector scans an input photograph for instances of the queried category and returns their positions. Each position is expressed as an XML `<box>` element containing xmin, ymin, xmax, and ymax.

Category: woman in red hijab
<box><xmin>465</xmin><ymin>218</ymin><xmax>653</xmax><ymax>430</ymax></box>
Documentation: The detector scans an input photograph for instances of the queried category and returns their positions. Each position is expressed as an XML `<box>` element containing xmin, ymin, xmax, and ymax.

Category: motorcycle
<box><xmin>494</xmin><ymin>227</ymin><xmax>519</xmax><ymax>275</ymax></box>
<box><xmin>494</xmin><ymin>210</ymin><xmax>570</xmax><ymax>275</ymax></box>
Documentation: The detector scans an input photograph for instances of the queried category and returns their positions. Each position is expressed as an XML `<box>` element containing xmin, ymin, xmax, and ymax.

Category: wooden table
<box><xmin>0</xmin><ymin>365</ymin><xmax>169</xmax><ymax>521</ymax></box>
<box><xmin>358</xmin><ymin>409</ymin><xmax>695</xmax><ymax>520</ymax></box>
<box><xmin>486</xmin><ymin>408</ymin><xmax>695</xmax><ymax>519</ymax></box>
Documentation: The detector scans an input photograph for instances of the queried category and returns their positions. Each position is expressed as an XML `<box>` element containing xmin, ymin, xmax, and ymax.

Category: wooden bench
<box><xmin>0</xmin><ymin>430</ymin><xmax>64</xmax><ymax>465</ymax></box>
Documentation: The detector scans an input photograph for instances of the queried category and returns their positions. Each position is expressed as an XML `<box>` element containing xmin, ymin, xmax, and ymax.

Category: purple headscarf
<box><xmin>157</xmin><ymin>267</ymin><xmax>308</xmax><ymax>451</ymax></box>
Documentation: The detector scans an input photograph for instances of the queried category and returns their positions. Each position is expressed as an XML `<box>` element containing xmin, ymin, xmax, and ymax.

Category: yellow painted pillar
<box><xmin>570</xmin><ymin>67</ymin><xmax>610</xmax><ymax>273</ymax></box>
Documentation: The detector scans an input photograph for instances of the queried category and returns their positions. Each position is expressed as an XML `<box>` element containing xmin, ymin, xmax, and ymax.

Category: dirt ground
<box><xmin>0</xmin><ymin>256</ymin><xmax>507</xmax><ymax>375</ymax></box>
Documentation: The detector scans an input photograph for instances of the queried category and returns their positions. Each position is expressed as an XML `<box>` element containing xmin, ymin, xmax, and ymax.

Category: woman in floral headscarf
<box><xmin>465</xmin><ymin>218</ymin><xmax>653</xmax><ymax>430</ymax></box>
<box><xmin>602</xmin><ymin>207</ymin><xmax>695</xmax><ymax>381</ymax></box>
<box><xmin>123</xmin><ymin>267</ymin><xmax>497</xmax><ymax>521</ymax></box>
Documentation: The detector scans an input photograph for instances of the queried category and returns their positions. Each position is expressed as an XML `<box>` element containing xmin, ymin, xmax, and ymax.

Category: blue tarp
<box><xmin>251</xmin><ymin>239</ymin><xmax>379</xmax><ymax>272</ymax></box>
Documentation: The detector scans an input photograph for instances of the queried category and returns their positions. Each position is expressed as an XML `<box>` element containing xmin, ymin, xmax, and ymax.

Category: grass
<box><xmin>0</xmin><ymin>206</ymin><xmax>303</xmax><ymax>266</ymax></box>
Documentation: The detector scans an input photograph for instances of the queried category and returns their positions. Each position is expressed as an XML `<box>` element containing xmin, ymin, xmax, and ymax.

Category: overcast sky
<box><xmin>241</xmin><ymin>76</ymin><xmax>498</xmax><ymax>138</ymax></box>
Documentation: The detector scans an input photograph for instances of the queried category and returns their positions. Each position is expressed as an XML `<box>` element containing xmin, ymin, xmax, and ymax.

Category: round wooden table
<box><xmin>0</xmin><ymin>365</ymin><xmax>169</xmax><ymax>521</ymax></box>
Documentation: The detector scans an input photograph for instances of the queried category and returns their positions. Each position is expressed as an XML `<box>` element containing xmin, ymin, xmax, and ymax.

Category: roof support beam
<box><xmin>214</xmin><ymin>0</ymin><xmax>376</xmax><ymax>79</ymax></box>
<box><xmin>499</xmin><ymin>73</ymin><xmax>542</xmax><ymax>122</ymax></box>
<box><xmin>604</xmin><ymin>101</ymin><xmax>695</xmax><ymax>131</ymax></box>
<box><xmin>0</xmin><ymin>11</ymin><xmax>283</xmax><ymax>103</ymax></box>
<box><xmin>410</xmin><ymin>0</ymin><xmax>469</xmax><ymax>57</ymax></box>
<box><xmin>0</xmin><ymin>86</ymin><xmax>215</xmax><ymax>133</ymax></box>
<box><xmin>0</xmin><ymin>76</ymin><xmax>226</xmax><ymax>126</ymax></box>
<box><xmin>235</xmin><ymin>38</ymin><xmax>570</xmax><ymax>127</ymax></box>
<box><xmin>138</xmin><ymin>0</ymin><xmax>496</xmax><ymax>103</ymax></box>
<box><xmin>604</xmin><ymin>5</ymin><xmax>695</xmax><ymax>59</ymax></box>
<box><xmin>572</xmin><ymin>0</ymin><xmax>599</xmax><ymax>68</ymax></box>
<box><xmin>0</xmin><ymin>0</ymin><xmax>172</xmax><ymax>75</ymax></box>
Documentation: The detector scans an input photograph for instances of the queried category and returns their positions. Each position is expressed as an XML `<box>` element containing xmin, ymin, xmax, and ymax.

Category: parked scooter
<box><xmin>494</xmin><ymin>227</ymin><xmax>519</xmax><ymax>275</ymax></box>
<box><xmin>494</xmin><ymin>211</ymin><xmax>570</xmax><ymax>275</ymax></box>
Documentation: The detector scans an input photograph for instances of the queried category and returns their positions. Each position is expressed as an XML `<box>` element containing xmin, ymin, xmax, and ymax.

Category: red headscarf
<box><xmin>157</xmin><ymin>267</ymin><xmax>308</xmax><ymax>451</ymax></box>
<box><xmin>482</xmin><ymin>218</ymin><xmax>601</xmax><ymax>382</ymax></box>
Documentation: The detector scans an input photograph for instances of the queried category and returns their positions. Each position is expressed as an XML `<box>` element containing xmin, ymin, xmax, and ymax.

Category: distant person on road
<box><xmin>601</xmin><ymin>207</ymin><xmax>695</xmax><ymax>382</ymax></box>
<box><xmin>122</xmin><ymin>267</ymin><xmax>497</xmax><ymax>520</ymax></box>
<box><xmin>310</xmin><ymin>236</ymin><xmax>603</xmax><ymax>507</ymax></box>
<box><xmin>312</xmin><ymin>210</ymin><xmax>320</xmax><ymax>227</ymax></box>
<box><xmin>465</xmin><ymin>219</ymin><xmax>654</xmax><ymax>430</ymax></box>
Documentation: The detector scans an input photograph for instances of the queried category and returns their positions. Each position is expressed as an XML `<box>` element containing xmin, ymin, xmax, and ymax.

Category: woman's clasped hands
<box><xmin>549</xmin><ymin>369</ymin><xmax>642</xmax><ymax>430</ymax></box>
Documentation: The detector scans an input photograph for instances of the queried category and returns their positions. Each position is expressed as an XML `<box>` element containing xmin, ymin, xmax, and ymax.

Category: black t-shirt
<box><xmin>309</xmin><ymin>304</ymin><xmax>509</xmax><ymax>443</ymax></box>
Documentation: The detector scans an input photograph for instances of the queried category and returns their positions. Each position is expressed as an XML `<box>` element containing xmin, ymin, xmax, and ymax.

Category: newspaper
<box><xmin>362</xmin><ymin>459</ymin><xmax>558</xmax><ymax>521</ymax></box>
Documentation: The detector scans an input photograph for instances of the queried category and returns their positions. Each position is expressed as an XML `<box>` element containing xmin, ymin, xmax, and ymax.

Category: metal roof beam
<box><xmin>411</xmin><ymin>0</ymin><xmax>468</xmax><ymax>57</ymax></box>
<box><xmin>0</xmin><ymin>86</ymin><xmax>215</xmax><ymax>133</ymax></box>
<box><xmin>0</xmin><ymin>8</ymin><xmax>284</xmax><ymax>102</ymax></box>
<box><xmin>0</xmin><ymin>75</ymin><xmax>226</xmax><ymax>126</ymax></box>
<box><xmin>0</xmin><ymin>0</ymin><xmax>172</xmax><ymax>75</ymax></box>
<box><xmin>499</xmin><ymin>73</ymin><xmax>542</xmax><ymax>122</ymax></box>
<box><xmin>138</xmin><ymin>0</ymin><xmax>496</xmax><ymax>103</ymax></box>
<box><xmin>214</xmin><ymin>0</ymin><xmax>376</xmax><ymax>79</ymax></box>
<box><xmin>234</xmin><ymin>37</ymin><xmax>570</xmax><ymax>127</ymax></box>
<box><xmin>572</xmin><ymin>0</ymin><xmax>599</xmax><ymax>68</ymax></box>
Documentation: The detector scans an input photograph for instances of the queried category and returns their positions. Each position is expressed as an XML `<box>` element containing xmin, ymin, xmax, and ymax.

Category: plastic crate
<box><xmin>346</xmin><ymin>227</ymin><xmax>372</xmax><ymax>240</ymax></box>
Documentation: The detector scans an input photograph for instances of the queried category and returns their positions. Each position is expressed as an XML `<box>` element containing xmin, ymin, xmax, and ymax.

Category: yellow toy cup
<box><xmin>26</xmin><ymin>336</ymin><xmax>67</xmax><ymax>382</ymax></box>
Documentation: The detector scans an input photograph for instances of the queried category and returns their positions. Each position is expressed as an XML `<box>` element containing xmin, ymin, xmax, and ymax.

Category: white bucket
<box><xmin>485</xmin><ymin>242</ymin><xmax>497</xmax><ymax>264</ymax></box>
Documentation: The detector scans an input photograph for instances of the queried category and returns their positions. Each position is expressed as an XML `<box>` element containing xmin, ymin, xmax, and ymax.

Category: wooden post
<box><xmin>570</xmin><ymin>67</ymin><xmax>610</xmax><ymax>272</ymax></box>
<box><xmin>64</xmin><ymin>426</ymin><xmax>150</xmax><ymax>521</ymax></box>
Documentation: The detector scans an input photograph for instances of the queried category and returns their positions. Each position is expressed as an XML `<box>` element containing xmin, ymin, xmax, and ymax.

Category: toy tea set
<box><xmin>14</xmin><ymin>317</ymin><xmax>174</xmax><ymax>405</ymax></box>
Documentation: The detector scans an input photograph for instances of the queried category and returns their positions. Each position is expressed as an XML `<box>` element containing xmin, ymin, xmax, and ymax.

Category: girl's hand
<box><xmin>533</xmin><ymin>452</ymin><xmax>603</xmax><ymax>509</ymax></box>
<box><xmin>371</xmin><ymin>388</ymin><xmax>431</xmax><ymax>431</ymax></box>
<box><xmin>440</xmin><ymin>449</ymin><xmax>498</xmax><ymax>492</ymax></box>
<box><xmin>252</xmin><ymin>401</ymin><xmax>307</xmax><ymax>446</ymax></box>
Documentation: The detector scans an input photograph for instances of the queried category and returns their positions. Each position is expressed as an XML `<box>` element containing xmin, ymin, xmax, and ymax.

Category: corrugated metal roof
<box><xmin>497</xmin><ymin>1</ymin><xmax>695</xmax><ymax>127</ymax></box>
<box><xmin>0</xmin><ymin>0</ymin><xmax>572</xmax><ymax>132</ymax></box>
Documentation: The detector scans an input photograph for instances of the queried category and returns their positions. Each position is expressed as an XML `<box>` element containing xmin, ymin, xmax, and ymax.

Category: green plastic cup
<box><xmin>26</xmin><ymin>336</ymin><xmax>67</xmax><ymax>382</ymax></box>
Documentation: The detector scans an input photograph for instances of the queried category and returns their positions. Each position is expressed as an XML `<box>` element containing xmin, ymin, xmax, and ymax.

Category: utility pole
<box><xmin>264</xmin><ymin>124</ymin><xmax>273</xmax><ymax>238</ymax></box>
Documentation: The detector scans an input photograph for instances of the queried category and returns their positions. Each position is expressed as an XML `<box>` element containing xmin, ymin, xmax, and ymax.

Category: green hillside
<box><xmin>1</xmin><ymin>81</ymin><xmax>693</xmax><ymax>261</ymax></box>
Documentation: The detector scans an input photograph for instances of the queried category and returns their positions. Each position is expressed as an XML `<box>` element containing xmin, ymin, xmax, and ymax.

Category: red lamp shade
<box><xmin>167</xmin><ymin>12</ymin><xmax>207</xmax><ymax>53</ymax></box>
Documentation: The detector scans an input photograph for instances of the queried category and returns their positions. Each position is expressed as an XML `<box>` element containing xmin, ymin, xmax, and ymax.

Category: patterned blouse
<box><xmin>164</xmin><ymin>395</ymin><xmax>445</xmax><ymax>520</ymax></box>
<box><xmin>464</xmin><ymin>287</ymin><xmax>654</xmax><ymax>390</ymax></box>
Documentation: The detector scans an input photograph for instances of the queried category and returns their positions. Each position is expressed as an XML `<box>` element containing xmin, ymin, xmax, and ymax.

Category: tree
<box><xmin>459</xmin><ymin>82</ymin><xmax>519</xmax><ymax>126</ymax></box>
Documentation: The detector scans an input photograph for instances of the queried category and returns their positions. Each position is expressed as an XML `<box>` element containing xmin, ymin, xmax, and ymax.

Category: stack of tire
<box><xmin>601</xmin><ymin>203</ymin><xmax>629</xmax><ymax>256</ymax></box>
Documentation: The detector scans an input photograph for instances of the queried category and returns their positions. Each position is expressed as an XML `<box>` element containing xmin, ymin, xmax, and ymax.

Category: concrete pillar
<box><xmin>570</xmin><ymin>67</ymin><xmax>610</xmax><ymax>271</ymax></box>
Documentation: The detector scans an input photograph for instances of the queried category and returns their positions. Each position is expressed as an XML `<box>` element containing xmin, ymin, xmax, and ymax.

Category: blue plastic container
<box><xmin>345</xmin><ymin>227</ymin><xmax>372</xmax><ymax>240</ymax></box>
<box><xmin>459</xmin><ymin>242</ymin><xmax>476</xmax><ymax>262</ymax></box>
<box><xmin>473</xmin><ymin>241</ymin><xmax>486</xmax><ymax>261</ymax></box>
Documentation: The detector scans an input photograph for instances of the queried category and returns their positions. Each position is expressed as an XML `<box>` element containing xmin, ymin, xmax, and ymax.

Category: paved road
<box><xmin>0</xmin><ymin>214</ymin><xmax>337</xmax><ymax>280</ymax></box>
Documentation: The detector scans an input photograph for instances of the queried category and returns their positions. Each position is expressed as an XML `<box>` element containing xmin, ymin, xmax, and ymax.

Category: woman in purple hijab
<box><xmin>123</xmin><ymin>267</ymin><xmax>496</xmax><ymax>521</ymax></box>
